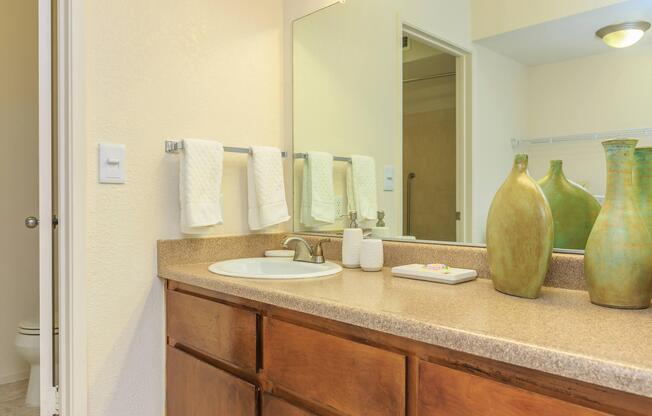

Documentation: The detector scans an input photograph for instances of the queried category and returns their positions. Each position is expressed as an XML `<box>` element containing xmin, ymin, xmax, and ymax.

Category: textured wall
<box><xmin>83</xmin><ymin>0</ymin><xmax>284</xmax><ymax>414</ymax></box>
<box><xmin>0</xmin><ymin>0</ymin><xmax>39</xmax><ymax>385</ymax></box>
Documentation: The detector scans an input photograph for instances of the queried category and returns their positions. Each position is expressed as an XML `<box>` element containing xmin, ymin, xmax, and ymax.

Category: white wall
<box><xmin>0</xmin><ymin>0</ymin><xmax>39</xmax><ymax>385</ymax></box>
<box><xmin>292</xmin><ymin>0</ymin><xmax>402</xmax><ymax>233</ymax></box>
<box><xmin>470</xmin><ymin>36</ymin><xmax>652</xmax><ymax>243</ymax></box>
<box><xmin>471</xmin><ymin>44</ymin><xmax>528</xmax><ymax>243</ymax></box>
<box><xmin>526</xmin><ymin>44</ymin><xmax>652</xmax><ymax>139</ymax></box>
<box><xmin>525</xmin><ymin>43</ymin><xmax>652</xmax><ymax>195</ymax></box>
<box><xmin>470</xmin><ymin>0</ymin><xmax>627</xmax><ymax>39</ymax></box>
<box><xmin>289</xmin><ymin>0</ymin><xmax>471</xmax><ymax>235</ymax></box>
<box><xmin>83</xmin><ymin>0</ymin><xmax>285</xmax><ymax>414</ymax></box>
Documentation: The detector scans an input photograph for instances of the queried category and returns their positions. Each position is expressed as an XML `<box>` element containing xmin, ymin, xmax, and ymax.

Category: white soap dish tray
<box><xmin>392</xmin><ymin>264</ymin><xmax>477</xmax><ymax>285</ymax></box>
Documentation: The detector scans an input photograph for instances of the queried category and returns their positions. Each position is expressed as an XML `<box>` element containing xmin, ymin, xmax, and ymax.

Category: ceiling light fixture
<box><xmin>596</xmin><ymin>21</ymin><xmax>650</xmax><ymax>48</ymax></box>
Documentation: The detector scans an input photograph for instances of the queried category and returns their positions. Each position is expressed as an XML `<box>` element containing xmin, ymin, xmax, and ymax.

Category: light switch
<box><xmin>383</xmin><ymin>165</ymin><xmax>394</xmax><ymax>191</ymax></box>
<box><xmin>99</xmin><ymin>143</ymin><xmax>126</xmax><ymax>184</ymax></box>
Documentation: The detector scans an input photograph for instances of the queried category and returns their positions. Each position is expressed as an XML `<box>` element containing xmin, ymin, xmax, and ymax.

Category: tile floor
<box><xmin>0</xmin><ymin>380</ymin><xmax>38</xmax><ymax>416</ymax></box>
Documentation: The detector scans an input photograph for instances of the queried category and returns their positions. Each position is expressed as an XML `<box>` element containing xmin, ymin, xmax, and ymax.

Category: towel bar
<box><xmin>165</xmin><ymin>139</ymin><xmax>288</xmax><ymax>157</ymax></box>
<box><xmin>293</xmin><ymin>152</ymin><xmax>352</xmax><ymax>162</ymax></box>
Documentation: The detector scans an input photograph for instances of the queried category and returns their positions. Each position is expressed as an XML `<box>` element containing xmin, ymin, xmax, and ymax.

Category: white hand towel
<box><xmin>301</xmin><ymin>151</ymin><xmax>335</xmax><ymax>226</ymax></box>
<box><xmin>348</xmin><ymin>155</ymin><xmax>378</xmax><ymax>221</ymax></box>
<box><xmin>346</xmin><ymin>163</ymin><xmax>356</xmax><ymax>214</ymax></box>
<box><xmin>248</xmin><ymin>146</ymin><xmax>290</xmax><ymax>230</ymax></box>
<box><xmin>180</xmin><ymin>139</ymin><xmax>224</xmax><ymax>234</ymax></box>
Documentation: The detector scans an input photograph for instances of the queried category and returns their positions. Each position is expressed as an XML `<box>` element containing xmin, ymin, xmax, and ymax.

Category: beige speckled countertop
<box><xmin>160</xmin><ymin>262</ymin><xmax>652</xmax><ymax>399</ymax></box>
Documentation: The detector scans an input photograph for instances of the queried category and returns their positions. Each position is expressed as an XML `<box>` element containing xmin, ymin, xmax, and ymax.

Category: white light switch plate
<box><xmin>383</xmin><ymin>165</ymin><xmax>394</xmax><ymax>191</ymax></box>
<box><xmin>99</xmin><ymin>143</ymin><xmax>126</xmax><ymax>184</ymax></box>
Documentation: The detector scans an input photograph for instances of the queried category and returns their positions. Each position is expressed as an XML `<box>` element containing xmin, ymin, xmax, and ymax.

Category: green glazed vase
<box><xmin>487</xmin><ymin>154</ymin><xmax>554</xmax><ymax>299</ymax></box>
<box><xmin>584</xmin><ymin>139</ymin><xmax>652</xmax><ymax>309</ymax></box>
<box><xmin>634</xmin><ymin>147</ymin><xmax>652</xmax><ymax>237</ymax></box>
<box><xmin>538</xmin><ymin>160</ymin><xmax>602</xmax><ymax>250</ymax></box>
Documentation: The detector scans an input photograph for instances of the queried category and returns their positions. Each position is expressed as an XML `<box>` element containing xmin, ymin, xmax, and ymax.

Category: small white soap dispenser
<box><xmin>342</xmin><ymin>211</ymin><xmax>363</xmax><ymax>268</ymax></box>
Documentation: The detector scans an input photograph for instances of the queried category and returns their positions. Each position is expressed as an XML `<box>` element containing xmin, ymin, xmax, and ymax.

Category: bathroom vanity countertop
<box><xmin>160</xmin><ymin>263</ymin><xmax>652</xmax><ymax>398</ymax></box>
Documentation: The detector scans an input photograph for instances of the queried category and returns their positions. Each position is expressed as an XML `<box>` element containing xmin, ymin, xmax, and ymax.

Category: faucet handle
<box><xmin>313</xmin><ymin>238</ymin><xmax>331</xmax><ymax>257</ymax></box>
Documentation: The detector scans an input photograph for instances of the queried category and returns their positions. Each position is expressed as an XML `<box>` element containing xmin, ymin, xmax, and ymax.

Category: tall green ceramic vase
<box><xmin>585</xmin><ymin>139</ymin><xmax>652</xmax><ymax>309</ymax></box>
<box><xmin>634</xmin><ymin>147</ymin><xmax>652</xmax><ymax>237</ymax></box>
<box><xmin>487</xmin><ymin>154</ymin><xmax>554</xmax><ymax>299</ymax></box>
<box><xmin>538</xmin><ymin>160</ymin><xmax>601</xmax><ymax>250</ymax></box>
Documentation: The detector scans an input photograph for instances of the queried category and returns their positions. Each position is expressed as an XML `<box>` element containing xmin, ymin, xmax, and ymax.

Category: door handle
<box><xmin>25</xmin><ymin>216</ymin><xmax>40</xmax><ymax>229</ymax></box>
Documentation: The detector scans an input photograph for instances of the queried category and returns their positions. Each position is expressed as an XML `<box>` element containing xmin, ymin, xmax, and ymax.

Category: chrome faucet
<box><xmin>281</xmin><ymin>236</ymin><xmax>331</xmax><ymax>264</ymax></box>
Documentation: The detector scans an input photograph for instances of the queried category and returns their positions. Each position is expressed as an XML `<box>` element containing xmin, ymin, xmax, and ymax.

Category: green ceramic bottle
<box><xmin>487</xmin><ymin>154</ymin><xmax>554</xmax><ymax>299</ymax></box>
<box><xmin>585</xmin><ymin>139</ymin><xmax>652</xmax><ymax>309</ymax></box>
<box><xmin>538</xmin><ymin>160</ymin><xmax>601</xmax><ymax>250</ymax></box>
<box><xmin>634</xmin><ymin>147</ymin><xmax>652</xmax><ymax>237</ymax></box>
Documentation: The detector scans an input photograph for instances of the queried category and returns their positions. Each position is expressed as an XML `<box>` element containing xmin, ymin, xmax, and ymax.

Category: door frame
<box><xmin>38</xmin><ymin>1</ymin><xmax>54</xmax><ymax>414</ymax></box>
<box><xmin>401</xmin><ymin>24</ymin><xmax>473</xmax><ymax>243</ymax></box>
<box><xmin>54</xmin><ymin>0</ymin><xmax>87</xmax><ymax>414</ymax></box>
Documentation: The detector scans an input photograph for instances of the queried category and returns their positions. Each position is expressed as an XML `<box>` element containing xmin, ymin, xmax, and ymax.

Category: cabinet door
<box><xmin>167</xmin><ymin>289</ymin><xmax>258</xmax><ymax>372</ymax></box>
<box><xmin>262</xmin><ymin>394</ymin><xmax>315</xmax><ymax>416</ymax></box>
<box><xmin>418</xmin><ymin>360</ymin><xmax>607</xmax><ymax>416</ymax></box>
<box><xmin>166</xmin><ymin>347</ymin><xmax>257</xmax><ymax>416</ymax></box>
<box><xmin>264</xmin><ymin>318</ymin><xmax>406</xmax><ymax>416</ymax></box>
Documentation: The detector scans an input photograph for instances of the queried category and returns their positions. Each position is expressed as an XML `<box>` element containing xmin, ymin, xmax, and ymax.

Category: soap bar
<box><xmin>391</xmin><ymin>264</ymin><xmax>477</xmax><ymax>284</ymax></box>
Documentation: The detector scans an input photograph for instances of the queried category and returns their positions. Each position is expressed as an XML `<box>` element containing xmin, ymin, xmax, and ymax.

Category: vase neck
<box><xmin>604</xmin><ymin>140</ymin><xmax>637</xmax><ymax>201</ymax></box>
<box><xmin>512</xmin><ymin>154</ymin><xmax>528</xmax><ymax>174</ymax></box>
<box><xmin>547</xmin><ymin>160</ymin><xmax>566</xmax><ymax>181</ymax></box>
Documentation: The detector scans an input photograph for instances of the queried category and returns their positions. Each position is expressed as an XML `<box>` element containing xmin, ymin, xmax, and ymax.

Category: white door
<box><xmin>37</xmin><ymin>0</ymin><xmax>57</xmax><ymax>414</ymax></box>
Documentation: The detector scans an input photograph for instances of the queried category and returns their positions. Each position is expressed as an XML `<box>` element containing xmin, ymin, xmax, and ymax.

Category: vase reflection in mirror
<box><xmin>487</xmin><ymin>154</ymin><xmax>553</xmax><ymax>299</ymax></box>
<box><xmin>585</xmin><ymin>139</ymin><xmax>652</xmax><ymax>309</ymax></box>
<box><xmin>538</xmin><ymin>160</ymin><xmax>601</xmax><ymax>250</ymax></box>
<box><xmin>634</xmin><ymin>147</ymin><xmax>652</xmax><ymax>237</ymax></box>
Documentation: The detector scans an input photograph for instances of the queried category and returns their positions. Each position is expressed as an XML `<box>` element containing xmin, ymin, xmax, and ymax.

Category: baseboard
<box><xmin>0</xmin><ymin>370</ymin><xmax>29</xmax><ymax>385</ymax></box>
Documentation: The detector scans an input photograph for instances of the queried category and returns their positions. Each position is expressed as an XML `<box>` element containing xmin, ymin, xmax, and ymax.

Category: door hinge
<box><xmin>45</xmin><ymin>385</ymin><xmax>60</xmax><ymax>415</ymax></box>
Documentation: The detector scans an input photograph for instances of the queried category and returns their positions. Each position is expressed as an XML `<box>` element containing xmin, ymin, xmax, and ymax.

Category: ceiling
<box><xmin>474</xmin><ymin>0</ymin><xmax>652</xmax><ymax>66</ymax></box>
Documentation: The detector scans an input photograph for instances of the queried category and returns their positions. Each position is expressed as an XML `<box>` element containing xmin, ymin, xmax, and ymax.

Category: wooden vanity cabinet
<box><xmin>165</xmin><ymin>281</ymin><xmax>651</xmax><ymax>416</ymax></box>
<box><xmin>166</xmin><ymin>346</ymin><xmax>257</xmax><ymax>416</ymax></box>
<box><xmin>167</xmin><ymin>288</ymin><xmax>258</xmax><ymax>372</ymax></box>
<box><xmin>261</xmin><ymin>394</ymin><xmax>317</xmax><ymax>416</ymax></box>
<box><xmin>417</xmin><ymin>360</ymin><xmax>606</xmax><ymax>416</ymax></box>
<box><xmin>264</xmin><ymin>318</ymin><xmax>406</xmax><ymax>416</ymax></box>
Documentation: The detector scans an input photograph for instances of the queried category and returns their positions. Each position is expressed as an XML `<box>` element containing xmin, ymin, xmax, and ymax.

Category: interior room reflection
<box><xmin>292</xmin><ymin>0</ymin><xmax>652</xmax><ymax>251</ymax></box>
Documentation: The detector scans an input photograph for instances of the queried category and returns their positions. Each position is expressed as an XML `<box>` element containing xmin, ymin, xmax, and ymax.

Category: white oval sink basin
<box><xmin>209</xmin><ymin>257</ymin><xmax>342</xmax><ymax>279</ymax></box>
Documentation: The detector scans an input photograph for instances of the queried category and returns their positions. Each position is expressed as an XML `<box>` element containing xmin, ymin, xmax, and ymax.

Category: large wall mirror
<box><xmin>292</xmin><ymin>0</ymin><xmax>652</xmax><ymax>253</ymax></box>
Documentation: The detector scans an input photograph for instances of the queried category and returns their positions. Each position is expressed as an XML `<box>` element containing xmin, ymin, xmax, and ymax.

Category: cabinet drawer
<box><xmin>418</xmin><ymin>360</ymin><xmax>607</xmax><ymax>416</ymax></box>
<box><xmin>166</xmin><ymin>346</ymin><xmax>256</xmax><ymax>416</ymax></box>
<box><xmin>262</xmin><ymin>394</ymin><xmax>315</xmax><ymax>416</ymax></box>
<box><xmin>264</xmin><ymin>318</ymin><xmax>406</xmax><ymax>416</ymax></box>
<box><xmin>166</xmin><ymin>289</ymin><xmax>258</xmax><ymax>372</ymax></box>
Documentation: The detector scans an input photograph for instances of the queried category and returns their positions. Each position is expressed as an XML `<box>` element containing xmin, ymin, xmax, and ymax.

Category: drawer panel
<box><xmin>166</xmin><ymin>346</ymin><xmax>256</xmax><ymax>416</ymax></box>
<box><xmin>264</xmin><ymin>318</ymin><xmax>406</xmax><ymax>416</ymax></box>
<box><xmin>167</xmin><ymin>289</ymin><xmax>257</xmax><ymax>372</ymax></box>
<box><xmin>262</xmin><ymin>394</ymin><xmax>316</xmax><ymax>416</ymax></box>
<box><xmin>418</xmin><ymin>360</ymin><xmax>607</xmax><ymax>416</ymax></box>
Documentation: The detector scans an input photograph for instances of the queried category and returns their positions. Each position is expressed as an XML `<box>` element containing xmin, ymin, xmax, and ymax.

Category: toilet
<box><xmin>14</xmin><ymin>317</ymin><xmax>58</xmax><ymax>407</ymax></box>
